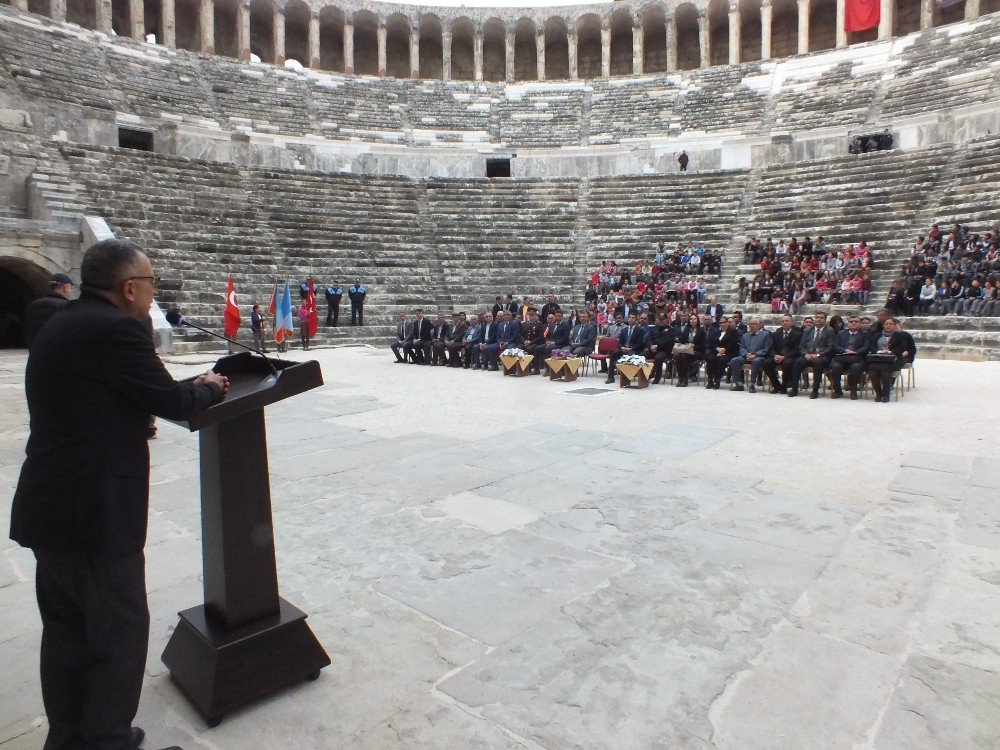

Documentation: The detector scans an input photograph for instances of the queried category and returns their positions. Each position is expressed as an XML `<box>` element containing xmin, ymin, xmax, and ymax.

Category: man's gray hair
<box><xmin>80</xmin><ymin>238</ymin><xmax>143</xmax><ymax>290</ymax></box>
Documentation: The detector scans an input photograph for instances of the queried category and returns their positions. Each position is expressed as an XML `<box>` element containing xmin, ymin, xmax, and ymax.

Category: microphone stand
<box><xmin>171</xmin><ymin>315</ymin><xmax>281</xmax><ymax>379</ymax></box>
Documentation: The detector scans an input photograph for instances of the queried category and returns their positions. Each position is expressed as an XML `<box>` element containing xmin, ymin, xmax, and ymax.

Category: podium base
<box><xmin>161</xmin><ymin>598</ymin><xmax>330</xmax><ymax>726</ymax></box>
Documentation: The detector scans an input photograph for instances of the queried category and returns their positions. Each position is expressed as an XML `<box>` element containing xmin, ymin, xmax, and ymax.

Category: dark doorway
<box><xmin>486</xmin><ymin>157</ymin><xmax>512</xmax><ymax>178</ymax></box>
<box><xmin>0</xmin><ymin>266</ymin><xmax>39</xmax><ymax>348</ymax></box>
<box><xmin>119</xmin><ymin>127</ymin><xmax>154</xmax><ymax>151</ymax></box>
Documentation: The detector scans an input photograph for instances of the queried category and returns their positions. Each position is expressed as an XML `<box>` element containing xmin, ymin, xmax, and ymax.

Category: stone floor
<box><xmin>1</xmin><ymin>346</ymin><xmax>999</xmax><ymax>750</ymax></box>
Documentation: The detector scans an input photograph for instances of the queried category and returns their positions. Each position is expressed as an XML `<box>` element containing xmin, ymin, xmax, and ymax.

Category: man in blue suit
<box><xmin>461</xmin><ymin>314</ymin><xmax>482</xmax><ymax>369</ymax></box>
<box><xmin>477</xmin><ymin>312</ymin><xmax>501</xmax><ymax>371</ymax></box>
<box><xmin>730</xmin><ymin>317</ymin><xmax>772</xmax><ymax>392</ymax></box>
<box><xmin>496</xmin><ymin>310</ymin><xmax>522</xmax><ymax>356</ymax></box>
<box><xmin>568</xmin><ymin>312</ymin><xmax>597</xmax><ymax>357</ymax></box>
<box><xmin>605</xmin><ymin>313</ymin><xmax>647</xmax><ymax>383</ymax></box>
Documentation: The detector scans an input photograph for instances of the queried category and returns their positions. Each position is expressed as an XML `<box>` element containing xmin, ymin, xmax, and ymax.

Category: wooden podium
<box><xmin>161</xmin><ymin>352</ymin><xmax>331</xmax><ymax>726</ymax></box>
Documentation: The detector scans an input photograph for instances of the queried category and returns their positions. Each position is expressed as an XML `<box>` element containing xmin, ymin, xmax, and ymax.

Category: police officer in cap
<box><xmin>24</xmin><ymin>272</ymin><xmax>74</xmax><ymax>346</ymax></box>
<box><xmin>325</xmin><ymin>281</ymin><xmax>343</xmax><ymax>326</ymax></box>
<box><xmin>349</xmin><ymin>279</ymin><xmax>367</xmax><ymax>325</ymax></box>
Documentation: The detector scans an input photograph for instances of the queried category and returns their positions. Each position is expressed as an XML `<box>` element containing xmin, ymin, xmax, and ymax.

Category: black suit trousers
<box><xmin>829</xmin><ymin>354</ymin><xmax>865</xmax><ymax>392</ymax></box>
<box><xmin>791</xmin><ymin>356</ymin><xmax>830</xmax><ymax>393</ymax></box>
<box><xmin>763</xmin><ymin>356</ymin><xmax>794</xmax><ymax>390</ymax></box>
<box><xmin>34</xmin><ymin>550</ymin><xmax>149</xmax><ymax>750</ymax></box>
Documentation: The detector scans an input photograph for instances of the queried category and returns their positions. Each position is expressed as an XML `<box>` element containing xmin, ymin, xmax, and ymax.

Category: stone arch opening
<box><xmin>27</xmin><ymin>0</ymin><xmax>50</xmax><ymax>17</ymax></box>
<box><xmin>770</xmin><ymin>0</ymin><xmax>798</xmax><ymax>57</ymax></box>
<box><xmin>214</xmin><ymin>0</ymin><xmax>239</xmax><ymax>58</ymax></box>
<box><xmin>353</xmin><ymin>10</ymin><xmax>378</xmax><ymax>75</ymax></box>
<box><xmin>176</xmin><ymin>0</ymin><xmax>203</xmax><ymax>52</ymax></box>
<box><xmin>483</xmin><ymin>18</ymin><xmax>506</xmax><ymax>81</ymax></box>
<box><xmin>514</xmin><ymin>17</ymin><xmax>537</xmax><ymax>81</ymax></box>
<box><xmin>641</xmin><ymin>5</ymin><xmax>667</xmax><ymax>73</ymax></box>
<box><xmin>982</xmin><ymin>0</ymin><xmax>1000</xmax><ymax>13</ymax></box>
<box><xmin>675</xmin><ymin>3</ymin><xmax>700</xmax><ymax>70</ymax></box>
<box><xmin>739</xmin><ymin>0</ymin><xmax>762</xmax><ymax>60</ymax></box>
<box><xmin>933</xmin><ymin>0</ymin><xmax>965</xmax><ymax>26</ymax></box>
<box><xmin>284</xmin><ymin>0</ymin><xmax>311</xmax><ymax>66</ymax></box>
<box><xmin>66</xmin><ymin>0</ymin><xmax>97</xmax><ymax>29</ymax></box>
<box><xmin>809</xmin><ymin>0</ymin><xmax>837</xmax><ymax>51</ymax></box>
<box><xmin>143</xmin><ymin>0</ymin><xmax>161</xmax><ymax>41</ymax></box>
<box><xmin>111</xmin><ymin>0</ymin><xmax>131</xmax><ymax>37</ymax></box>
<box><xmin>544</xmin><ymin>17</ymin><xmax>569</xmax><ymax>79</ymax></box>
<box><xmin>609</xmin><ymin>8</ymin><xmax>633</xmax><ymax>75</ymax></box>
<box><xmin>319</xmin><ymin>6</ymin><xmax>344</xmax><ymax>72</ymax></box>
<box><xmin>385</xmin><ymin>13</ymin><xmax>411</xmax><ymax>78</ymax></box>
<box><xmin>450</xmin><ymin>17</ymin><xmax>475</xmax><ymax>81</ymax></box>
<box><xmin>0</xmin><ymin>258</ymin><xmax>52</xmax><ymax>349</ymax></box>
<box><xmin>708</xmin><ymin>0</ymin><xmax>730</xmax><ymax>66</ymax></box>
<box><xmin>893</xmin><ymin>0</ymin><xmax>921</xmax><ymax>34</ymax></box>
<box><xmin>250</xmin><ymin>0</ymin><xmax>275</xmax><ymax>63</ymax></box>
<box><xmin>576</xmin><ymin>13</ymin><xmax>602</xmax><ymax>78</ymax></box>
<box><xmin>418</xmin><ymin>14</ymin><xmax>442</xmax><ymax>79</ymax></box>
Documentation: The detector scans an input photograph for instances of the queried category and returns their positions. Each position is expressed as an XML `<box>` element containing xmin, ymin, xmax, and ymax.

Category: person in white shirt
<box><xmin>918</xmin><ymin>278</ymin><xmax>937</xmax><ymax>314</ymax></box>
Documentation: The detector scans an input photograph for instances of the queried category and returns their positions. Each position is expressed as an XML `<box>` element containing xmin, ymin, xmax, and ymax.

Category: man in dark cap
<box><xmin>23</xmin><ymin>272</ymin><xmax>73</xmax><ymax>346</ymax></box>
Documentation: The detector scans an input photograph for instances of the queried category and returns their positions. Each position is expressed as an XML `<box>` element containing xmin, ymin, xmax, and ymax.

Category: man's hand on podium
<box><xmin>197</xmin><ymin>370</ymin><xmax>230</xmax><ymax>398</ymax></box>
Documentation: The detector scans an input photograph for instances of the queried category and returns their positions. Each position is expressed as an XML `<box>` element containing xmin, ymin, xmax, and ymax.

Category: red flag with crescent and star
<box><xmin>224</xmin><ymin>274</ymin><xmax>241</xmax><ymax>338</ymax></box>
<box><xmin>306</xmin><ymin>276</ymin><xmax>318</xmax><ymax>338</ymax></box>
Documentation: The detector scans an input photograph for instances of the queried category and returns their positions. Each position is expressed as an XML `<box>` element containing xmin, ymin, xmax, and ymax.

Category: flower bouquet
<box><xmin>619</xmin><ymin>354</ymin><xmax>647</xmax><ymax>366</ymax></box>
<box><xmin>550</xmin><ymin>348</ymin><xmax>573</xmax><ymax>359</ymax></box>
<box><xmin>502</xmin><ymin>347</ymin><xmax>526</xmax><ymax>357</ymax></box>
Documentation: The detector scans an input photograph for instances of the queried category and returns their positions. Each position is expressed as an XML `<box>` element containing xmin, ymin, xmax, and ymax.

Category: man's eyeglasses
<box><xmin>127</xmin><ymin>275</ymin><xmax>161</xmax><ymax>288</ymax></box>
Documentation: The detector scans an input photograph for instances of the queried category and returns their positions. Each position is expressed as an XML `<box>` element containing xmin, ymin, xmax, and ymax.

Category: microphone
<box><xmin>166</xmin><ymin>309</ymin><xmax>281</xmax><ymax>379</ymax></box>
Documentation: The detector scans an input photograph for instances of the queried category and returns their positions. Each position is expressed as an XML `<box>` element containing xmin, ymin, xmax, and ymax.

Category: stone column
<box><xmin>442</xmin><ymin>30</ymin><xmax>452</xmax><ymax>80</ymax></box>
<box><xmin>238</xmin><ymin>1</ymin><xmax>251</xmax><ymax>60</ymax></box>
<box><xmin>798</xmin><ymin>0</ymin><xmax>809</xmax><ymax>54</ymax></box>
<box><xmin>410</xmin><ymin>24</ymin><xmax>419</xmax><ymax>78</ymax></box>
<box><xmin>344</xmin><ymin>22</ymin><xmax>354</xmax><ymax>73</ymax></box>
<box><xmin>836</xmin><ymin>0</ymin><xmax>847</xmax><ymax>46</ymax></box>
<box><xmin>666</xmin><ymin>18</ymin><xmax>677</xmax><ymax>72</ymax></box>
<box><xmin>52</xmin><ymin>0</ymin><xmax>66</xmax><ymax>23</ymax></box>
<box><xmin>601</xmin><ymin>24</ymin><xmax>611</xmax><ymax>77</ymax></box>
<box><xmin>536</xmin><ymin>31</ymin><xmax>545</xmax><ymax>80</ymax></box>
<box><xmin>920</xmin><ymin>0</ymin><xmax>932</xmax><ymax>28</ymax></box>
<box><xmin>377</xmin><ymin>24</ymin><xmax>387</xmax><ymax>75</ymax></box>
<box><xmin>505</xmin><ymin>28</ymin><xmax>515</xmax><ymax>81</ymax></box>
<box><xmin>698</xmin><ymin>12</ymin><xmax>709</xmax><ymax>68</ymax></box>
<box><xmin>131</xmin><ymin>0</ymin><xmax>147</xmax><ymax>41</ymax></box>
<box><xmin>761</xmin><ymin>0</ymin><xmax>772</xmax><ymax>60</ymax></box>
<box><xmin>474</xmin><ymin>29</ymin><xmax>484</xmax><ymax>81</ymax></box>
<box><xmin>965</xmin><ymin>0</ymin><xmax>979</xmax><ymax>19</ymax></box>
<box><xmin>729</xmin><ymin>5</ymin><xmax>740</xmax><ymax>64</ymax></box>
<box><xmin>199</xmin><ymin>0</ymin><xmax>214</xmax><ymax>52</ymax></box>
<box><xmin>308</xmin><ymin>14</ymin><xmax>320</xmax><ymax>68</ymax></box>
<box><xmin>568</xmin><ymin>28</ymin><xmax>578</xmax><ymax>79</ymax></box>
<box><xmin>273</xmin><ymin>9</ymin><xmax>285</xmax><ymax>65</ymax></box>
<box><xmin>161</xmin><ymin>0</ymin><xmax>176</xmax><ymax>47</ymax></box>
<box><xmin>98</xmin><ymin>0</ymin><xmax>113</xmax><ymax>33</ymax></box>
<box><xmin>879</xmin><ymin>0</ymin><xmax>894</xmax><ymax>37</ymax></box>
<box><xmin>633</xmin><ymin>24</ymin><xmax>643</xmax><ymax>75</ymax></box>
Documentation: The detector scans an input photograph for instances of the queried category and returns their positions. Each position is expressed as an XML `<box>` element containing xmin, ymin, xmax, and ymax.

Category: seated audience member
<box><xmin>390</xmin><ymin>312</ymin><xmax>412</xmax><ymax>363</ymax></box>
<box><xmin>461</xmin><ymin>314</ymin><xmax>483</xmax><ymax>369</ymax></box>
<box><xmin>828</xmin><ymin>316</ymin><xmax>870</xmax><ymax>399</ymax></box>
<box><xmin>521</xmin><ymin>309</ymin><xmax>545</xmax><ymax>373</ymax></box>
<box><xmin>705</xmin><ymin>317</ymin><xmax>741</xmax><ymax>389</ymax></box>
<box><xmin>705</xmin><ymin>296</ymin><xmax>724</xmax><ymax>322</ymax></box>
<box><xmin>731</xmin><ymin>311</ymin><xmax>748</xmax><ymax>335</ymax></box>
<box><xmin>672</xmin><ymin>312</ymin><xmax>706</xmax><ymax>387</ymax></box>
<box><xmin>598</xmin><ymin>313</ymin><xmax>627</xmax><ymax>373</ymax></box>
<box><xmin>430</xmin><ymin>313</ymin><xmax>452</xmax><ymax>365</ymax></box>
<box><xmin>407</xmin><ymin>309</ymin><xmax>433</xmax><ymax>364</ymax></box>
<box><xmin>866</xmin><ymin>317</ymin><xmax>907</xmax><ymax>402</ymax></box>
<box><xmin>475</xmin><ymin>312</ymin><xmax>498</xmax><ymax>370</ymax></box>
<box><xmin>568</xmin><ymin>312</ymin><xmax>597</xmax><ymax>357</ymax></box>
<box><xmin>896</xmin><ymin>320</ymin><xmax>918</xmax><ymax>364</ymax></box>
<box><xmin>497</xmin><ymin>309</ymin><xmax>522</xmax><ymax>354</ymax></box>
<box><xmin>647</xmin><ymin>314</ymin><xmax>676</xmax><ymax>384</ymax></box>
<box><xmin>445</xmin><ymin>313</ymin><xmax>468</xmax><ymax>367</ymax></box>
<box><xmin>918</xmin><ymin>278</ymin><xmax>936</xmax><ymax>313</ymax></box>
<box><xmin>542</xmin><ymin>310</ymin><xmax>572</xmax><ymax>361</ymax></box>
<box><xmin>763</xmin><ymin>314</ymin><xmax>802</xmax><ymax>394</ymax></box>
<box><xmin>790</xmin><ymin>311</ymin><xmax>835</xmax><ymax>399</ymax></box>
<box><xmin>730</xmin><ymin>318</ymin><xmax>772</xmax><ymax>392</ymax></box>
<box><xmin>605</xmin><ymin>313</ymin><xmax>647</xmax><ymax>383</ymax></box>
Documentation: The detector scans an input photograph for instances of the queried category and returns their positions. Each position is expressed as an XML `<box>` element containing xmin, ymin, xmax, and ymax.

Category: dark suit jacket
<box><xmin>771</xmin><ymin>327</ymin><xmax>802</xmax><ymax>358</ymax></box>
<box><xmin>704</xmin><ymin>303</ymin><xmax>725</xmax><ymax>322</ymax></box>
<box><xmin>799</xmin><ymin>325</ymin><xmax>836</xmax><ymax>357</ymax></box>
<box><xmin>545</xmin><ymin>320</ymin><xmax>571</xmax><ymax>347</ymax></box>
<box><xmin>10</xmin><ymin>293</ymin><xmax>223</xmax><ymax>556</ymax></box>
<box><xmin>432</xmin><ymin>322</ymin><xmax>451</xmax><ymax>342</ymax></box>
<box><xmin>619</xmin><ymin>324</ymin><xmax>646</xmax><ymax>354</ymax></box>
<box><xmin>835</xmin><ymin>329</ymin><xmax>870</xmax><ymax>356</ymax></box>
<box><xmin>23</xmin><ymin>292</ymin><xmax>69</xmax><ymax>346</ymax></box>
<box><xmin>568</xmin><ymin>322</ymin><xmax>597</xmax><ymax>352</ymax></box>
<box><xmin>710</xmin><ymin>328</ymin><xmax>741</xmax><ymax>358</ymax></box>
<box><xmin>480</xmin><ymin>321</ymin><xmax>500</xmax><ymax>345</ymax></box>
<box><xmin>447</xmin><ymin>322</ymin><xmax>468</xmax><ymax>344</ymax></box>
<box><xmin>522</xmin><ymin>320</ymin><xmax>544</xmax><ymax>347</ymax></box>
<box><xmin>497</xmin><ymin>319</ymin><xmax>522</xmax><ymax>348</ymax></box>
<box><xmin>411</xmin><ymin>317</ymin><xmax>433</xmax><ymax>343</ymax></box>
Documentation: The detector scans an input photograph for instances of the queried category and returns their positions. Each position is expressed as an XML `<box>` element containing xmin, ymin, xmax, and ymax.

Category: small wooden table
<box><xmin>500</xmin><ymin>354</ymin><xmax>536</xmax><ymax>376</ymax></box>
<box><xmin>544</xmin><ymin>357</ymin><xmax>584</xmax><ymax>382</ymax></box>
<box><xmin>616</xmin><ymin>361</ymin><xmax>654</xmax><ymax>389</ymax></box>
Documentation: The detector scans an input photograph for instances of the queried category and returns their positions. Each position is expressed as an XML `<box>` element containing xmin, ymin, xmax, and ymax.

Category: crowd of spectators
<box><xmin>739</xmin><ymin>235</ymin><xmax>874</xmax><ymax>313</ymax></box>
<box><xmin>887</xmin><ymin>222</ymin><xmax>1000</xmax><ymax>316</ymax></box>
<box><xmin>585</xmin><ymin>241</ymin><xmax>724</xmax><ymax>333</ymax></box>
<box><xmin>388</xmin><ymin>294</ymin><xmax>915</xmax><ymax>404</ymax></box>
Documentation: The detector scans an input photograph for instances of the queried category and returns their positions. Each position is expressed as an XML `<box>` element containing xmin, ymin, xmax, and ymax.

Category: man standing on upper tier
<box><xmin>10</xmin><ymin>238</ymin><xmax>228</xmax><ymax>750</ymax></box>
<box><xmin>349</xmin><ymin>279</ymin><xmax>367</xmax><ymax>325</ymax></box>
<box><xmin>678</xmin><ymin>151</ymin><xmax>689</xmax><ymax>171</ymax></box>
<box><xmin>325</xmin><ymin>281</ymin><xmax>343</xmax><ymax>327</ymax></box>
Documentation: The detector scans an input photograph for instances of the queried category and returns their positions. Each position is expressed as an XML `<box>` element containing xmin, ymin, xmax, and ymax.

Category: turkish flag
<box><xmin>306</xmin><ymin>277</ymin><xmax>318</xmax><ymax>338</ymax></box>
<box><xmin>845</xmin><ymin>0</ymin><xmax>880</xmax><ymax>32</ymax></box>
<box><xmin>224</xmin><ymin>275</ymin><xmax>241</xmax><ymax>338</ymax></box>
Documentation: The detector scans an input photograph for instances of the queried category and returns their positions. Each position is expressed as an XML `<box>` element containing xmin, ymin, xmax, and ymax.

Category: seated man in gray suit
<box><xmin>729</xmin><ymin>317</ymin><xmax>772</xmax><ymax>392</ymax></box>
<box><xmin>567</xmin><ymin>312</ymin><xmax>597</xmax><ymax>357</ymax></box>
<box><xmin>390</xmin><ymin>312</ymin><xmax>412</xmax><ymax>363</ymax></box>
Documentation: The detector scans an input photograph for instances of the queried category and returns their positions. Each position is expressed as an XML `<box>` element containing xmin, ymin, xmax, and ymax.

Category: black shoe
<box><xmin>747</xmin><ymin>385</ymin><xmax>756</xmax><ymax>394</ymax></box>
<box><xmin>731</xmin><ymin>384</ymin><xmax>744</xmax><ymax>392</ymax></box>
<box><xmin>809</xmin><ymin>392</ymin><xmax>819</xmax><ymax>399</ymax></box>
<box><xmin>463</xmin><ymin>365</ymin><xmax>470</xmax><ymax>369</ymax></box>
<box><xmin>124</xmin><ymin>727</ymin><xmax>145</xmax><ymax>750</ymax></box>
<box><xmin>830</xmin><ymin>391</ymin><xmax>843</xmax><ymax>399</ymax></box>
<box><xmin>787</xmin><ymin>389</ymin><xmax>798</xmax><ymax>397</ymax></box>
<box><xmin>605</xmin><ymin>376</ymin><xmax>614</xmax><ymax>384</ymax></box>
<box><xmin>712</xmin><ymin>381</ymin><xmax>721</xmax><ymax>390</ymax></box>
<box><xmin>850</xmin><ymin>390</ymin><xmax>858</xmax><ymax>400</ymax></box>
<box><xmin>882</xmin><ymin>395</ymin><xmax>892</xmax><ymax>403</ymax></box>
<box><xmin>651</xmin><ymin>377</ymin><xmax>661</xmax><ymax>385</ymax></box>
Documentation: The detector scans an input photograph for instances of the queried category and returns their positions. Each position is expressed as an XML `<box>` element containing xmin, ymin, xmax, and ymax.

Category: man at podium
<box><xmin>9</xmin><ymin>239</ymin><xmax>229</xmax><ymax>750</ymax></box>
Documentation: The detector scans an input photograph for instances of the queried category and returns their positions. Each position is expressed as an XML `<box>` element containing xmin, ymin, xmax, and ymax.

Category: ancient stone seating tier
<box><xmin>491</xmin><ymin>85</ymin><xmax>589</xmax><ymax>149</ymax></box>
<box><xmin>771</xmin><ymin>61</ymin><xmax>881</xmax><ymax>132</ymax></box>
<box><xmin>586</xmin><ymin>171</ymin><xmax>751</xmax><ymax>272</ymax></box>
<box><xmin>103</xmin><ymin>39</ymin><xmax>215</xmax><ymax>121</ymax></box>
<box><xmin>588</xmin><ymin>77</ymin><xmax>683</xmax><ymax>145</ymax></box>
<box><xmin>931</xmin><ymin>134</ymin><xmax>1000</xmax><ymax>229</ymax></box>
<box><xmin>407</xmin><ymin>81</ymin><xmax>494</xmax><ymax>144</ymax></box>
<box><xmin>680</xmin><ymin>64</ymin><xmax>767</xmax><ymax>134</ymax></box>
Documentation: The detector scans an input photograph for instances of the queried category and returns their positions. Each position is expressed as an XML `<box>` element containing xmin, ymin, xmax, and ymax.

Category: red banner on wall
<box><xmin>845</xmin><ymin>0</ymin><xmax>881</xmax><ymax>32</ymax></box>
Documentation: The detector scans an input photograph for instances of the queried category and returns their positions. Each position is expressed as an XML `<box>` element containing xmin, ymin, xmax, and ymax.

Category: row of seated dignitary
<box><xmin>391</xmin><ymin>308</ymin><xmax>598</xmax><ymax>371</ymax></box>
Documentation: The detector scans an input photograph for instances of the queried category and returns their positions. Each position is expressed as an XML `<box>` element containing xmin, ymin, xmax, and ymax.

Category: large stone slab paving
<box><xmin>0</xmin><ymin>632</ymin><xmax>45</xmax><ymax>747</ymax></box>
<box><xmin>967</xmin><ymin>456</ymin><xmax>1000</xmax><ymax>489</ymax></box>
<box><xmin>956</xmin><ymin>484</ymin><xmax>1000</xmax><ymax>550</ymax></box>
<box><xmin>709</xmin><ymin>623</ymin><xmax>901</xmax><ymax>750</ymax></box>
<box><xmin>873</xmin><ymin>654</ymin><xmax>1000</xmax><ymax>750</ymax></box>
<box><xmin>913</xmin><ymin>581</ymin><xmax>1000</xmax><ymax>673</ymax></box>
<box><xmin>888</xmin><ymin>466</ymin><xmax>966</xmax><ymax>500</ymax></box>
